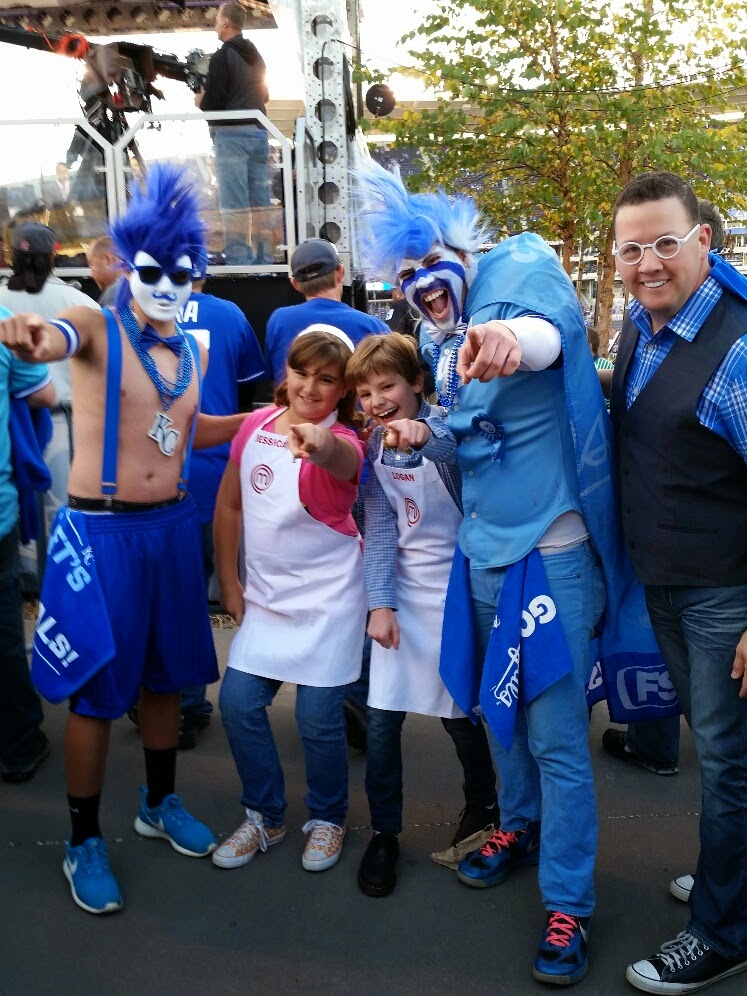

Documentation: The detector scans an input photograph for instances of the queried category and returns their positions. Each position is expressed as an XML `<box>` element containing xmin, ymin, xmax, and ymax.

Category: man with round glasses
<box><xmin>610</xmin><ymin>171</ymin><xmax>747</xmax><ymax>995</ymax></box>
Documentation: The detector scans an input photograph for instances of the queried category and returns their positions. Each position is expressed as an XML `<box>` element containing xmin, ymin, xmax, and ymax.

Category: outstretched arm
<box><xmin>287</xmin><ymin>423</ymin><xmax>361</xmax><ymax>481</ymax></box>
<box><xmin>194</xmin><ymin>412</ymin><xmax>248</xmax><ymax>449</ymax></box>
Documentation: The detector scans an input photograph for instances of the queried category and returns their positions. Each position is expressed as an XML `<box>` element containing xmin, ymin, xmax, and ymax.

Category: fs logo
<box><xmin>617</xmin><ymin>665</ymin><xmax>677</xmax><ymax>711</ymax></box>
<box><xmin>251</xmin><ymin>464</ymin><xmax>274</xmax><ymax>493</ymax></box>
<box><xmin>520</xmin><ymin>595</ymin><xmax>557</xmax><ymax>638</ymax></box>
<box><xmin>404</xmin><ymin>497</ymin><xmax>420</xmax><ymax>527</ymax></box>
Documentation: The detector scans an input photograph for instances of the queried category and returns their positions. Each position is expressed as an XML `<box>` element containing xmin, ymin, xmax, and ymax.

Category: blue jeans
<box><xmin>219</xmin><ymin>668</ymin><xmax>348</xmax><ymax>827</ymax></box>
<box><xmin>644</xmin><ymin>583</ymin><xmax>747</xmax><ymax>960</ymax></box>
<box><xmin>626</xmin><ymin>715</ymin><xmax>680</xmax><ymax>768</ymax></box>
<box><xmin>365</xmin><ymin>707</ymin><xmax>497</xmax><ymax>833</ymax></box>
<box><xmin>0</xmin><ymin>526</ymin><xmax>44</xmax><ymax>766</ymax></box>
<box><xmin>471</xmin><ymin>540</ymin><xmax>606</xmax><ymax>917</ymax></box>
<box><xmin>345</xmin><ymin>633</ymin><xmax>371</xmax><ymax>710</ymax></box>
<box><xmin>212</xmin><ymin>126</ymin><xmax>270</xmax><ymax>211</ymax></box>
<box><xmin>181</xmin><ymin>520</ymin><xmax>214</xmax><ymax>717</ymax></box>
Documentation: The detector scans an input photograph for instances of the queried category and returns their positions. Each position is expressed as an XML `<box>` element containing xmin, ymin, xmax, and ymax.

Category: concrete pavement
<box><xmin>2</xmin><ymin>625</ymin><xmax>743</xmax><ymax>995</ymax></box>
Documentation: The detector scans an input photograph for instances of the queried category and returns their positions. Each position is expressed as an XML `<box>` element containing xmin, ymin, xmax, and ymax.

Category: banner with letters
<box><xmin>31</xmin><ymin>507</ymin><xmax>115</xmax><ymax>703</ymax></box>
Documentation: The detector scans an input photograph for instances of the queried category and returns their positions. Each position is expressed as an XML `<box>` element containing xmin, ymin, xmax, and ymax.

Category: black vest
<box><xmin>610</xmin><ymin>290</ymin><xmax>747</xmax><ymax>586</ymax></box>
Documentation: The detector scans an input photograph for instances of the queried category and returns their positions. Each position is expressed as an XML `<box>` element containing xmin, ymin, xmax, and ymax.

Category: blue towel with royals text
<box><xmin>31</xmin><ymin>507</ymin><xmax>116</xmax><ymax>703</ymax></box>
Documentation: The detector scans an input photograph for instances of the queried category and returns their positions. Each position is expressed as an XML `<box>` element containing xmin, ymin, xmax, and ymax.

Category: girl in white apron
<box><xmin>212</xmin><ymin>329</ymin><xmax>367</xmax><ymax>873</ymax></box>
<box><xmin>346</xmin><ymin>333</ymin><xmax>498</xmax><ymax>897</ymax></box>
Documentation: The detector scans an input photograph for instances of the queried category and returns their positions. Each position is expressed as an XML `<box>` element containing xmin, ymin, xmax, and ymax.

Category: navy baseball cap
<box><xmin>291</xmin><ymin>239</ymin><xmax>340</xmax><ymax>282</ymax></box>
<box><xmin>12</xmin><ymin>221</ymin><xmax>56</xmax><ymax>254</ymax></box>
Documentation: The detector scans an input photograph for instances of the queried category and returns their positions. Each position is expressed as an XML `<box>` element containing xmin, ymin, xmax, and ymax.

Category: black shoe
<box><xmin>626</xmin><ymin>930</ymin><xmax>747</xmax><ymax>993</ymax></box>
<box><xmin>343</xmin><ymin>699</ymin><xmax>368</xmax><ymax>753</ymax></box>
<box><xmin>450</xmin><ymin>802</ymin><xmax>499</xmax><ymax>848</ymax></box>
<box><xmin>178</xmin><ymin>713</ymin><xmax>210</xmax><ymax>750</ymax></box>
<box><xmin>602</xmin><ymin>728</ymin><xmax>678</xmax><ymax>776</ymax></box>
<box><xmin>2</xmin><ymin>731</ymin><xmax>50</xmax><ymax>784</ymax></box>
<box><xmin>357</xmin><ymin>832</ymin><xmax>399</xmax><ymax>897</ymax></box>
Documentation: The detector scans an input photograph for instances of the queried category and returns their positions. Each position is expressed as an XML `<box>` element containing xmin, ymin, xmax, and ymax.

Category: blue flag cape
<box><xmin>440</xmin><ymin>233</ymin><xmax>680</xmax><ymax>727</ymax></box>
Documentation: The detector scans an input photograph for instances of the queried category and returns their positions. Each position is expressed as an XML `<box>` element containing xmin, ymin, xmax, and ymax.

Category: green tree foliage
<box><xmin>392</xmin><ymin>0</ymin><xmax>747</xmax><ymax>345</ymax></box>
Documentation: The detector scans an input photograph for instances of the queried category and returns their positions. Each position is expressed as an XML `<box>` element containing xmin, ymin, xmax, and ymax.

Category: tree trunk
<box><xmin>595</xmin><ymin>227</ymin><xmax>616</xmax><ymax>356</ymax></box>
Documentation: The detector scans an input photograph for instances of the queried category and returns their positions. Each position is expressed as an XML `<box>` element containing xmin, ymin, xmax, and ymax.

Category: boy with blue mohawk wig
<box><xmin>354</xmin><ymin>160</ymin><xmax>670</xmax><ymax>986</ymax></box>
<box><xmin>0</xmin><ymin>163</ymin><xmax>250</xmax><ymax>916</ymax></box>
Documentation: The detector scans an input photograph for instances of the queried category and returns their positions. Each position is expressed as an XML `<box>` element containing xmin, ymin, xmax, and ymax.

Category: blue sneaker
<box><xmin>134</xmin><ymin>788</ymin><xmax>217</xmax><ymax>857</ymax></box>
<box><xmin>457</xmin><ymin>821</ymin><xmax>540</xmax><ymax>888</ymax></box>
<box><xmin>63</xmin><ymin>837</ymin><xmax>123</xmax><ymax>915</ymax></box>
<box><xmin>533</xmin><ymin>911</ymin><xmax>589</xmax><ymax>985</ymax></box>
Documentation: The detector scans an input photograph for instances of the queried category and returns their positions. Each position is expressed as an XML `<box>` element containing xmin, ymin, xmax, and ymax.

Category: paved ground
<box><xmin>2</xmin><ymin>625</ymin><xmax>744</xmax><ymax>996</ymax></box>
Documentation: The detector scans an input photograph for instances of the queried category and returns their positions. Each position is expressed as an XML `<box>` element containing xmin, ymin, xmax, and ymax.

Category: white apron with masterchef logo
<box><xmin>368</xmin><ymin>439</ymin><xmax>464</xmax><ymax>717</ymax></box>
<box><xmin>227</xmin><ymin>407</ymin><xmax>366</xmax><ymax>686</ymax></box>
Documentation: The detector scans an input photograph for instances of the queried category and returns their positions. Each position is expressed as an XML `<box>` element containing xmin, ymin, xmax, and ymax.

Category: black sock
<box><xmin>68</xmin><ymin>793</ymin><xmax>102</xmax><ymax>847</ymax></box>
<box><xmin>144</xmin><ymin>747</ymin><xmax>176</xmax><ymax>809</ymax></box>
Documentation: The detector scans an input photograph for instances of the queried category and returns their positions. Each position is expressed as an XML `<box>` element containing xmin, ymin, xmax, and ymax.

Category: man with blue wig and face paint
<box><xmin>354</xmin><ymin>162</ymin><xmax>670</xmax><ymax>986</ymax></box>
<box><xmin>0</xmin><ymin>164</ymin><xmax>249</xmax><ymax>916</ymax></box>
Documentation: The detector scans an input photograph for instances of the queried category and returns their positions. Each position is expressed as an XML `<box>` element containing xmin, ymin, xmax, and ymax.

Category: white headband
<box><xmin>296</xmin><ymin>323</ymin><xmax>355</xmax><ymax>353</ymax></box>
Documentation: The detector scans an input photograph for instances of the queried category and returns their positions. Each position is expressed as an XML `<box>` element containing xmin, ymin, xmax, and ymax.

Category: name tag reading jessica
<box><xmin>148</xmin><ymin>411</ymin><xmax>180</xmax><ymax>456</ymax></box>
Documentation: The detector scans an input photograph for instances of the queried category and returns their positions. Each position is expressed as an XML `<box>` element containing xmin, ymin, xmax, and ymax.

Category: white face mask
<box><xmin>129</xmin><ymin>251</ymin><xmax>193</xmax><ymax>323</ymax></box>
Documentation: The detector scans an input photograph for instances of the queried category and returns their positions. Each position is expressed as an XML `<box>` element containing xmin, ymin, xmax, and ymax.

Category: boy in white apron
<box><xmin>212</xmin><ymin>329</ymin><xmax>367</xmax><ymax>873</ymax></box>
<box><xmin>347</xmin><ymin>333</ymin><xmax>497</xmax><ymax>897</ymax></box>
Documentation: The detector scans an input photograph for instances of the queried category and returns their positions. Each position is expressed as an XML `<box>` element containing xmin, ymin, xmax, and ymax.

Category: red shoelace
<box><xmin>544</xmin><ymin>912</ymin><xmax>579</xmax><ymax>949</ymax></box>
<box><xmin>479</xmin><ymin>827</ymin><xmax>517</xmax><ymax>856</ymax></box>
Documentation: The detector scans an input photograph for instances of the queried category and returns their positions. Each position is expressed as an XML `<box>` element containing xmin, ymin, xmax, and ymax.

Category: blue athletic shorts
<box><xmin>69</xmin><ymin>496</ymin><xmax>220</xmax><ymax>720</ymax></box>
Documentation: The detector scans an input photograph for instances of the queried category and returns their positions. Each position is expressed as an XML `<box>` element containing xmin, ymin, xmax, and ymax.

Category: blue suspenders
<box><xmin>101</xmin><ymin>307</ymin><xmax>203</xmax><ymax>500</ymax></box>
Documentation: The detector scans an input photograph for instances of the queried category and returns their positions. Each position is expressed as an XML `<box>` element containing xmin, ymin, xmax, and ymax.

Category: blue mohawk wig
<box><xmin>110</xmin><ymin>162</ymin><xmax>206</xmax><ymax>275</ymax></box>
<box><xmin>354</xmin><ymin>160</ymin><xmax>489</xmax><ymax>285</ymax></box>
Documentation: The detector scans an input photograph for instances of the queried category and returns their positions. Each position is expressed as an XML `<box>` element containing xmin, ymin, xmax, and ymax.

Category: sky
<box><xmin>0</xmin><ymin>1</ymin><xmax>430</xmax><ymax>183</ymax></box>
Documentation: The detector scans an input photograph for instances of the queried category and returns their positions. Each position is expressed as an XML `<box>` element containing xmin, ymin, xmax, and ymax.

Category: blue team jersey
<box><xmin>177</xmin><ymin>292</ymin><xmax>265</xmax><ymax>522</ymax></box>
<box><xmin>264</xmin><ymin>297</ymin><xmax>388</xmax><ymax>384</ymax></box>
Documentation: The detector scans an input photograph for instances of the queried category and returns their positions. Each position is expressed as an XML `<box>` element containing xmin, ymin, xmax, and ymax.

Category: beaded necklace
<box><xmin>431</xmin><ymin>327</ymin><xmax>465</xmax><ymax>410</ymax></box>
<box><xmin>119</xmin><ymin>301</ymin><xmax>193</xmax><ymax>412</ymax></box>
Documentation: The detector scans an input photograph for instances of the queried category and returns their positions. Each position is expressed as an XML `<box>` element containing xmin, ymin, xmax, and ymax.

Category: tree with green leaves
<box><xmin>390</xmin><ymin>0</ymin><xmax>747</xmax><ymax>347</ymax></box>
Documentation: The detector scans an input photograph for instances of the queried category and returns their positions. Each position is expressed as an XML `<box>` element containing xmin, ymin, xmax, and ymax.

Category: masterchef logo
<box><xmin>405</xmin><ymin>497</ymin><xmax>420</xmax><ymax>527</ymax></box>
<box><xmin>250</xmin><ymin>464</ymin><xmax>274</xmax><ymax>493</ymax></box>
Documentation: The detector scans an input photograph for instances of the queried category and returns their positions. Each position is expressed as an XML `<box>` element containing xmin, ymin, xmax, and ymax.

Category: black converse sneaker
<box><xmin>626</xmin><ymin>930</ymin><xmax>747</xmax><ymax>993</ymax></box>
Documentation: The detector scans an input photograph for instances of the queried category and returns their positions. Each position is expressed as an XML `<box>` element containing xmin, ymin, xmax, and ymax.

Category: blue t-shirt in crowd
<box><xmin>264</xmin><ymin>297</ymin><xmax>388</xmax><ymax>384</ymax></box>
<box><xmin>0</xmin><ymin>306</ymin><xmax>51</xmax><ymax>539</ymax></box>
<box><xmin>177</xmin><ymin>292</ymin><xmax>265</xmax><ymax>523</ymax></box>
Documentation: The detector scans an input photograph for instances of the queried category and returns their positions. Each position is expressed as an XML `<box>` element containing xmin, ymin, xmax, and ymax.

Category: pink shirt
<box><xmin>230</xmin><ymin>406</ymin><xmax>364</xmax><ymax>537</ymax></box>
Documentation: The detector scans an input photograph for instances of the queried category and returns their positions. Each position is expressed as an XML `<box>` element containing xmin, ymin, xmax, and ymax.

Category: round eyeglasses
<box><xmin>613</xmin><ymin>223</ymin><xmax>702</xmax><ymax>266</ymax></box>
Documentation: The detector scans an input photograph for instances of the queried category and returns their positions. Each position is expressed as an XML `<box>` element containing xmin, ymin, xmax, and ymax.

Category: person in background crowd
<box><xmin>610</xmin><ymin>171</ymin><xmax>747</xmax><ymax>995</ymax></box>
<box><xmin>174</xmin><ymin>258</ymin><xmax>265</xmax><ymax>747</ymax></box>
<box><xmin>0</xmin><ymin>304</ymin><xmax>54</xmax><ymax>783</ymax></box>
<box><xmin>86</xmin><ymin>236</ymin><xmax>123</xmax><ymax>309</ymax></box>
<box><xmin>195</xmin><ymin>2</ymin><xmax>271</xmax><ymax>259</ymax></box>
<box><xmin>264</xmin><ymin>239</ymin><xmax>388</xmax><ymax>386</ymax></box>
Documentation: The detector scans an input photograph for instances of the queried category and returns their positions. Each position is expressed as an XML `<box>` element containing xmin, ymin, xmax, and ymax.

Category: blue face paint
<box><xmin>400</xmin><ymin>247</ymin><xmax>468</xmax><ymax>334</ymax></box>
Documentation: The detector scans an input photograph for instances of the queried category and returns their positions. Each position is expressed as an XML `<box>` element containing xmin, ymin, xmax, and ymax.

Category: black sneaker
<box><xmin>357</xmin><ymin>832</ymin><xmax>399</xmax><ymax>897</ymax></box>
<box><xmin>450</xmin><ymin>803</ymin><xmax>499</xmax><ymax>848</ymax></box>
<box><xmin>179</xmin><ymin>712</ymin><xmax>211</xmax><ymax>750</ymax></box>
<box><xmin>626</xmin><ymin>930</ymin><xmax>747</xmax><ymax>993</ymax></box>
<box><xmin>602</xmin><ymin>728</ymin><xmax>678</xmax><ymax>776</ymax></box>
<box><xmin>343</xmin><ymin>699</ymin><xmax>368</xmax><ymax>753</ymax></box>
<box><xmin>2</xmin><ymin>730</ymin><xmax>51</xmax><ymax>783</ymax></box>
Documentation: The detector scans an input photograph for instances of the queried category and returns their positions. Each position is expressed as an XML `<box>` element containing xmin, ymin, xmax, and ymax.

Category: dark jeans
<box><xmin>365</xmin><ymin>706</ymin><xmax>497</xmax><ymax>834</ymax></box>
<box><xmin>645</xmin><ymin>583</ymin><xmax>747</xmax><ymax>960</ymax></box>
<box><xmin>181</xmin><ymin>519</ymin><xmax>214</xmax><ymax>718</ymax></box>
<box><xmin>0</xmin><ymin>526</ymin><xmax>44</xmax><ymax>765</ymax></box>
<box><xmin>626</xmin><ymin>715</ymin><xmax>680</xmax><ymax>768</ymax></box>
<box><xmin>345</xmin><ymin>633</ymin><xmax>371</xmax><ymax>710</ymax></box>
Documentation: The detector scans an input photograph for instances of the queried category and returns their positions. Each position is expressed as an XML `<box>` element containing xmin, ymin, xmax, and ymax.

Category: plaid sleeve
<box><xmin>363</xmin><ymin>431</ymin><xmax>399</xmax><ymax>610</ymax></box>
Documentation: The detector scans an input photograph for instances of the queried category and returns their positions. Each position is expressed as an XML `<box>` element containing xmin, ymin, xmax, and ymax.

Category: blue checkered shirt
<box><xmin>626</xmin><ymin>275</ymin><xmax>747</xmax><ymax>463</ymax></box>
<box><xmin>363</xmin><ymin>401</ymin><xmax>461</xmax><ymax>610</ymax></box>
